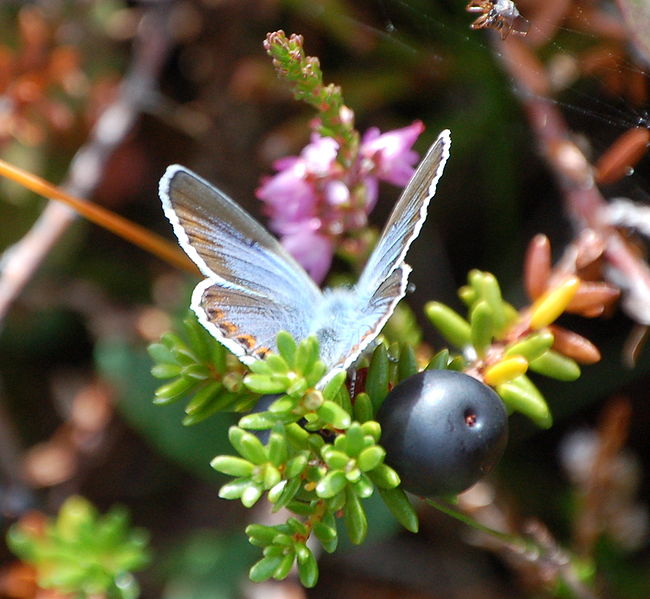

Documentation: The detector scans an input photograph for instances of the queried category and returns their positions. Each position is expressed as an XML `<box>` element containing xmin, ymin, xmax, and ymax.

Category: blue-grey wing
<box><xmin>357</xmin><ymin>130</ymin><xmax>451</xmax><ymax>294</ymax></box>
<box><xmin>191</xmin><ymin>279</ymin><xmax>314</xmax><ymax>362</ymax></box>
<box><xmin>310</xmin><ymin>131</ymin><xmax>450</xmax><ymax>380</ymax></box>
<box><xmin>159</xmin><ymin>165</ymin><xmax>322</xmax><ymax>360</ymax></box>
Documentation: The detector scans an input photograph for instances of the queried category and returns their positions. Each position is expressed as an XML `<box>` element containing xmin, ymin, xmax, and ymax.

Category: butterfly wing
<box><xmin>313</xmin><ymin>130</ymin><xmax>452</xmax><ymax>374</ymax></box>
<box><xmin>357</xmin><ymin>129</ymin><xmax>451</xmax><ymax>293</ymax></box>
<box><xmin>159</xmin><ymin>165</ymin><xmax>323</xmax><ymax>361</ymax></box>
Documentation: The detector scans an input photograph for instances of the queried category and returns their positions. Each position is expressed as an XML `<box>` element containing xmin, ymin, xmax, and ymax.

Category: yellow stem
<box><xmin>0</xmin><ymin>158</ymin><xmax>198</xmax><ymax>275</ymax></box>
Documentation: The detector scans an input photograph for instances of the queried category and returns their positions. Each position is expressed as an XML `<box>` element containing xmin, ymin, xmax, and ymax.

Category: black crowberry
<box><xmin>376</xmin><ymin>369</ymin><xmax>508</xmax><ymax>497</ymax></box>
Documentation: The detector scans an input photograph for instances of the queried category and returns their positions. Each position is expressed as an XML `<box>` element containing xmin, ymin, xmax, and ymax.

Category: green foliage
<box><xmin>97</xmin><ymin>337</ymin><xmax>238</xmax><ymax>481</ymax></box>
<box><xmin>148</xmin><ymin>315</ymin><xmax>258</xmax><ymax>425</ymax></box>
<box><xmin>147</xmin><ymin>265</ymin><xmax>598</xmax><ymax>587</ymax></box>
<box><xmin>424</xmin><ymin>269</ymin><xmax>591</xmax><ymax>428</ymax></box>
<box><xmin>150</xmin><ymin>323</ymin><xmax>414</xmax><ymax>588</ymax></box>
<box><xmin>6</xmin><ymin>496</ymin><xmax>150</xmax><ymax>599</ymax></box>
<box><xmin>214</xmin><ymin>336</ymin><xmax>411</xmax><ymax>587</ymax></box>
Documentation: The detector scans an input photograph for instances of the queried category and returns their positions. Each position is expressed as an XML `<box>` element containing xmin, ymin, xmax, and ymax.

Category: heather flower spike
<box><xmin>257</xmin><ymin>122</ymin><xmax>426</xmax><ymax>282</ymax></box>
<box><xmin>264</xmin><ymin>30</ymin><xmax>358</xmax><ymax>166</ymax></box>
<box><xmin>261</xmin><ymin>31</ymin><xmax>426</xmax><ymax>282</ymax></box>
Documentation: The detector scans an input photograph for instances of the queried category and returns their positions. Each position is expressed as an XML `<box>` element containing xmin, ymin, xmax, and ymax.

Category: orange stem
<box><xmin>0</xmin><ymin>158</ymin><xmax>198</xmax><ymax>275</ymax></box>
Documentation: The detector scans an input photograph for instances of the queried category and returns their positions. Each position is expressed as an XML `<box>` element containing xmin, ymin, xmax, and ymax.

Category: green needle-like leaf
<box><xmin>316</xmin><ymin>470</ymin><xmax>347</xmax><ymax>498</ymax></box>
<box><xmin>312</xmin><ymin>520</ymin><xmax>338</xmax><ymax>553</ymax></box>
<box><xmin>273</xmin><ymin>553</ymin><xmax>296</xmax><ymax>581</ymax></box>
<box><xmin>504</xmin><ymin>330</ymin><xmax>555</xmax><ymax>362</ymax></box>
<box><xmin>285</xmin><ymin>453</ymin><xmax>309</xmax><ymax>478</ymax></box>
<box><xmin>210</xmin><ymin>456</ymin><xmax>254</xmax><ymax>477</ymax></box>
<box><xmin>271</xmin><ymin>477</ymin><xmax>302</xmax><ymax>510</ymax></box>
<box><xmin>470</xmin><ymin>300</ymin><xmax>494</xmax><ymax>356</ymax></box>
<box><xmin>295</xmin><ymin>543</ymin><xmax>319</xmax><ymax>587</ymax></box>
<box><xmin>366</xmin><ymin>344</ymin><xmax>390</xmax><ymax>412</ymax></box>
<box><xmin>228</xmin><ymin>427</ymin><xmax>268</xmax><ymax>464</ymax></box>
<box><xmin>264</xmin><ymin>353</ymin><xmax>290</xmax><ymax>374</ymax></box>
<box><xmin>184</xmin><ymin>381</ymin><xmax>223</xmax><ymax>414</ymax></box>
<box><xmin>426</xmin><ymin>348</ymin><xmax>450</xmax><ymax>370</ymax></box>
<box><xmin>246</xmin><ymin>523</ymin><xmax>279</xmax><ymax>546</ymax></box>
<box><xmin>424</xmin><ymin>302</ymin><xmax>472</xmax><ymax>349</ymax></box>
<box><xmin>352</xmin><ymin>392</ymin><xmax>373</xmax><ymax>422</ymax></box>
<box><xmin>276</xmin><ymin>331</ymin><xmax>297</xmax><ymax>365</ymax></box>
<box><xmin>321</xmin><ymin>370</ymin><xmax>346</xmax><ymax>401</ymax></box>
<box><xmin>479</xmin><ymin>271</ymin><xmax>507</xmax><ymax>332</ymax></box>
<box><xmin>357</xmin><ymin>445</ymin><xmax>385</xmax><ymax>471</ymax></box>
<box><xmin>150</xmin><ymin>363</ymin><xmax>182</xmax><ymax>378</ymax></box>
<box><xmin>529</xmin><ymin>350</ymin><xmax>581</xmax><ymax>381</ymax></box>
<box><xmin>147</xmin><ymin>342</ymin><xmax>176</xmax><ymax>365</ymax></box>
<box><xmin>321</xmin><ymin>448</ymin><xmax>350</xmax><ymax>470</ymax></box>
<box><xmin>378</xmin><ymin>487</ymin><xmax>419</xmax><ymax>532</ymax></box>
<box><xmin>268</xmin><ymin>429</ymin><xmax>289</xmax><ymax>466</ymax></box>
<box><xmin>242</xmin><ymin>484</ymin><xmax>264</xmax><ymax>507</ymax></box>
<box><xmin>367</xmin><ymin>463</ymin><xmax>401</xmax><ymax>489</ymax></box>
<box><xmin>218</xmin><ymin>478</ymin><xmax>250</xmax><ymax>500</ymax></box>
<box><xmin>344</xmin><ymin>487</ymin><xmax>368</xmax><ymax>544</ymax></box>
<box><xmin>317</xmin><ymin>400</ymin><xmax>351</xmax><ymax>429</ymax></box>
<box><xmin>153</xmin><ymin>377</ymin><xmax>197</xmax><ymax>404</ymax></box>
<box><xmin>397</xmin><ymin>343</ymin><xmax>418</xmax><ymax>381</ymax></box>
<box><xmin>497</xmin><ymin>375</ymin><xmax>552</xmax><ymax>428</ymax></box>
<box><xmin>244</xmin><ymin>374</ymin><xmax>289</xmax><ymax>395</ymax></box>
<box><xmin>249</xmin><ymin>554</ymin><xmax>285</xmax><ymax>583</ymax></box>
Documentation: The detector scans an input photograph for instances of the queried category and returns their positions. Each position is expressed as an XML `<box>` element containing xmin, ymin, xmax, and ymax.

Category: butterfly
<box><xmin>159</xmin><ymin>129</ymin><xmax>451</xmax><ymax>381</ymax></box>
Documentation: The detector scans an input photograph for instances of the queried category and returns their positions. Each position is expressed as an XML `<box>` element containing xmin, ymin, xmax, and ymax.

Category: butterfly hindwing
<box><xmin>311</xmin><ymin>264</ymin><xmax>412</xmax><ymax>372</ymax></box>
<box><xmin>193</xmin><ymin>279</ymin><xmax>313</xmax><ymax>362</ymax></box>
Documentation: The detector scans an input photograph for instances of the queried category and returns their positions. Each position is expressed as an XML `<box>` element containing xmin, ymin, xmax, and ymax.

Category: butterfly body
<box><xmin>160</xmin><ymin>130</ymin><xmax>451</xmax><ymax>381</ymax></box>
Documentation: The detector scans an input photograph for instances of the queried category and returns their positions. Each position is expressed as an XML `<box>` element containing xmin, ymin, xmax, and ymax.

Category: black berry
<box><xmin>376</xmin><ymin>369</ymin><xmax>508</xmax><ymax>497</ymax></box>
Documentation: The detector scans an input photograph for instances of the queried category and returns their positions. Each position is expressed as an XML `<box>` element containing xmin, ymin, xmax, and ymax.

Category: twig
<box><xmin>574</xmin><ymin>397</ymin><xmax>632</xmax><ymax>555</ymax></box>
<box><xmin>0</xmin><ymin>159</ymin><xmax>195</xmax><ymax>275</ymax></box>
<box><xmin>495</xmin><ymin>35</ymin><xmax>650</xmax><ymax>325</ymax></box>
<box><xmin>0</xmin><ymin>4</ymin><xmax>175</xmax><ymax>322</ymax></box>
<box><xmin>428</xmin><ymin>496</ymin><xmax>600</xmax><ymax>599</ymax></box>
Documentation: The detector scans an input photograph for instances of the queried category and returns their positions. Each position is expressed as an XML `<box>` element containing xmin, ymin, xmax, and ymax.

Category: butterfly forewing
<box><xmin>160</xmin><ymin>166</ymin><xmax>322</xmax><ymax>359</ymax></box>
<box><xmin>160</xmin><ymin>167</ymin><xmax>321</xmax><ymax>302</ymax></box>
<box><xmin>317</xmin><ymin>130</ymin><xmax>450</xmax><ymax>373</ymax></box>
<box><xmin>357</xmin><ymin>129</ymin><xmax>451</xmax><ymax>294</ymax></box>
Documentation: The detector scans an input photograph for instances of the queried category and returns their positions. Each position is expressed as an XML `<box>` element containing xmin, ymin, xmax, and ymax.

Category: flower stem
<box><xmin>425</xmin><ymin>498</ymin><xmax>530</xmax><ymax>549</ymax></box>
<box><xmin>426</xmin><ymin>498</ymin><xmax>600</xmax><ymax>599</ymax></box>
<box><xmin>264</xmin><ymin>30</ymin><xmax>359</xmax><ymax>167</ymax></box>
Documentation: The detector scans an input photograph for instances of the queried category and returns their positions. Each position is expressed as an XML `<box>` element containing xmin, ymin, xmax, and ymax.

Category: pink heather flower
<box><xmin>302</xmin><ymin>135</ymin><xmax>339</xmax><ymax>175</ymax></box>
<box><xmin>256</xmin><ymin>121</ymin><xmax>424</xmax><ymax>283</ymax></box>
<box><xmin>360</xmin><ymin>120</ymin><xmax>425</xmax><ymax>186</ymax></box>
<box><xmin>257</xmin><ymin>163</ymin><xmax>315</xmax><ymax>231</ymax></box>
